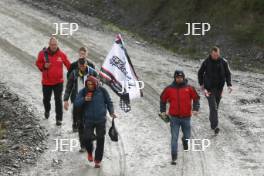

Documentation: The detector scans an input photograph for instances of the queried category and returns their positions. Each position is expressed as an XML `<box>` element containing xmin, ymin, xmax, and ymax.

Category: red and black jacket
<box><xmin>160</xmin><ymin>80</ymin><xmax>200</xmax><ymax>118</ymax></box>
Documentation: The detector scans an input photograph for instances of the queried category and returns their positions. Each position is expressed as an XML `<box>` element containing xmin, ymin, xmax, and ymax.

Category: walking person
<box><xmin>198</xmin><ymin>46</ymin><xmax>232</xmax><ymax>134</ymax></box>
<box><xmin>74</xmin><ymin>76</ymin><xmax>117</xmax><ymax>168</ymax></box>
<box><xmin>160</xmin><ymin>70</ymin><xmax>200</xmax><ymax>165</ymax></box>
<box><xmin>67</xmin><ymin>47</ymin><xmax>95</xmax><ymax>79</ymax></box>
<box><xmin>36</xmin><ymin>37</ymin><xmax>71</xmax><ymax>126</ymax></box>
<box><xmin>63</xmin><ymin>58</ymin><xmax>97</xmax><ymax>152</ymax></box>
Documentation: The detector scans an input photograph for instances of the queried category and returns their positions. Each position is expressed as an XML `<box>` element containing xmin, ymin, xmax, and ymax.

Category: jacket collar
<box><xmin>171</xmin><ymin>79</ymin><xmax>188</xmax><ymax>88</ymax></box>
<box><xmin>47</xmin><ymin>47</ymin><xmax>60</xmax><ymax>55</ymax></box>
<box><xmin>208</xmin><ymin>55</ymin><xmax>222</xmax><ymax>62</ymax></box>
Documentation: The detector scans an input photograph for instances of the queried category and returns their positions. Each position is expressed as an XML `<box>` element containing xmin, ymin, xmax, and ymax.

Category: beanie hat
<box><xmin>174</xmin><ymin>70</ymin><xmax>185</xmax><ymax>79</ymax></box>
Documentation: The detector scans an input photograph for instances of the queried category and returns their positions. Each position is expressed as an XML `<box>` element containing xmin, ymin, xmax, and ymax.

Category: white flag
<box><xmin>100</xmin><ymin>34</ymin><xmax>143</xmax><ymax>112</ymax></box>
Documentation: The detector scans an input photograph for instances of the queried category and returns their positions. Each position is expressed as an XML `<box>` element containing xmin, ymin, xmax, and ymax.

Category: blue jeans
<box><xmin>170</xmin><ymin>117</ymin><xmax>191</xmax><ymax>155</ymax></box>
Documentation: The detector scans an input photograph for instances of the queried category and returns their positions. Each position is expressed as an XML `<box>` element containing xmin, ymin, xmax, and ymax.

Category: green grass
<box><xmin>45</xmin><ymin>0</ymin><xmax>264</xmax><ymax>73</ymax></box>
<box><xmin>0</xmin><ymin>123</ymin><xmax>5</xmax><ymax>138</ymax></box>
<box><xmin>0</xmin><ymin>122</ymin><xmax>6</xmax><ymax>151</ymax></box>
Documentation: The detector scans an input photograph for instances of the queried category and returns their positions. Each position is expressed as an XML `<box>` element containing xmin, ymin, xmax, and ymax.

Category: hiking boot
<box><xmin>72</xmin><ymin>125</ymin><xmax>78</xmax><ymax>133</ymax></box>
<box><xmin>214</xmin><ymin>127</ymin><xmax>220</xmax><ymax>135</ymax></box>
<box><xmin>79</xmin><ymin>147</ymin><xmax>86</xmax><ymax>153</ymax></box>
<box><xmin>87</xmin><ymin>153</ymin><xmax>93</xmax><ymax>162</ymax></box>
<box><xmin>182</xmin><ymin>137</ymin><xmax>189</xmax><ymax>150</ymax></box>
<box><xmin>44</xmin><ymin>112</ymin><xmax>50</xmax><ymax>119</ymax></box>
<box><xmin>171</xmin><ymin>153</ymin><xmax>177</xmax><ymax>165</ymax></box>
<box><xmin>56</xmin><ymin>120</ymin><xmax>62</xmax><ymax>126</ymax></box>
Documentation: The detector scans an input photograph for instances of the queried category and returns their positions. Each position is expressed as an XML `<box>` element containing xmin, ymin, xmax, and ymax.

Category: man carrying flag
<box><xmin>100</xmin><ymin>34</ymin><xmax>143</xmax><ymax>112</ymax></box>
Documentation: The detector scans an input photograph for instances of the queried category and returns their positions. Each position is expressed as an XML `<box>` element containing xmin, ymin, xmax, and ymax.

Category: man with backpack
<box><xmin>198</xmin><ymin>46</ymin><xmax>232</xmax><ymax>134</ymax></box>
<box><xmin>36</xmin><ymin>37</ymin><xmax>71</xmax><ymax>126</ymax></box>
<box><xmin>160</xmin><ymin>70</ymin><xmax>200</xmax><ymax>165</ymax></box>
<box><xmin>63</xmin><ymin>58</ymin><xmax>97</xmax><ymax>152</ymax></box>
<box><xmin>74</xmin><ymin>76</ymin><xmax>117</xmax><ymax>168</ymax></box>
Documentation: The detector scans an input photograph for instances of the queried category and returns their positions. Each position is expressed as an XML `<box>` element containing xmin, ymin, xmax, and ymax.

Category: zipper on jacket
<box><xmin>177</xmin><ymin>88</ymin><xmax>180</xmax><ymax>116</ymax></box>
<box><xmin>44</xmin><ymin>68</ymin><xmax>49</xmax><ymax>79</ymax></box>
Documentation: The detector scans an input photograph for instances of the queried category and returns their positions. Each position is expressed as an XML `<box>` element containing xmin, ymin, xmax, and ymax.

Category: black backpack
<box><xmin>43</xmin><ymin>47</ymin><xmax>49</xmax><ymax>63</ymax></box>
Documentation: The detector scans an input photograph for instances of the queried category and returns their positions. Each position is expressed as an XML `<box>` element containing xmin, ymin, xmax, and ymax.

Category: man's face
<box><xmin>211</xmin><ymin>51</ymin><xmax>220</xmax><ymax>60</ymax></box>
<box><xmin>79</xmin><ymin>63</ymin><xmax>87</xmax><ymax>72</ymax></box>
<box><xmin>49</xmin><ymin>39</ymin><xmax>58</xmax><ymax>52</ymax></box>
<box><xmin>175</xmin><ymin>76</ymin><xmax>184</xmax><ymax>83</ymax></box>
<box><xmin>79</xmin><ymin>51</ymin><xmax>87</xmax><ymax>58</ymax></box>
<box><xmin>87</xmin><ymin>81</ymin><xmax>95</xmax><ymax>91</ymax></box>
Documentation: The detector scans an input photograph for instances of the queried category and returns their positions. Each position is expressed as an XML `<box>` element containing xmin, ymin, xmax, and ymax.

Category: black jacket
<box><xmin>64</xmin><ymin>67</ymin><xmax>98</xmax><ymax>103</ymax></box>
<box><xmin>67</xmin><ymin>60</ymin><xmax>95</xmax><ymax>79</ymax></box>
<box><xmin>198</xmin><ymin>56</ymin><xmax>232</xmax><ymax>91</ymax></box>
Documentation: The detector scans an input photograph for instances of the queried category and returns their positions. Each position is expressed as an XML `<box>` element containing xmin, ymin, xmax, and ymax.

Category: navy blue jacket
<box><xmin>74</xmin><ymin>87</ymin><xmax>114</xmax><ymax>124</ymax></box>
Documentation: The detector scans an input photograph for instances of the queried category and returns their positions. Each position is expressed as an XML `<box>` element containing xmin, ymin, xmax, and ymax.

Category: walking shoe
<box><xmin>72</xmin><ymin>125</ymin><xmax>78</xmax><ymax>133</ymax></box>
<box><xmin>87</xmin><ymin>153</ymin><xmax>93</xmax><ymax>162</ymax></box>
<box><xmin>79</xmin><ymin>147</ymin><xmax>86</xmax><ymax>153</ymax></box>
<box><xmin>44</xmin><ymin>112</ymin><xmax>50</xmax><ymax>119</ymax></box>
<box><xmin>182</xmin><ymin>137</ymin><xmax>189</xmax><ymax>150</ymax></box>
<box><xmin>94</xmin><ymin>160</ymin><xmax>101</xmax><ymax>168</ymax></box>
<box><xmin>171</xmin><ymin>154</ymin><xmax>177</xmax><ymax>165</ymax></box>
<box><xmin>56</xmin><ymin>120</ymin><xmax>62</xmax><ymax>126</ymax></box>
<box><xmin>214</xmin><ymin>127</ymin><xmax>220</xmax><ymax>135</ymax></box>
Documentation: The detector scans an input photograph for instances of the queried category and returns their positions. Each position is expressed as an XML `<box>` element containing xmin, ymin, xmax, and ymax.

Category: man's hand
<box><xmin>159</xmin><ymin>112</ymin><xmax>170</xmax><ymax>123</ymax></box>
<box><xmin>110</xmin><ymin>113</ymin><xmax>117</xmax><ymax>119</ymax></box>
<box><xmin>192</xmin><ymin>111</ymin><xmax>198</xmax><ymax>116</ymax></box>
<box><xmin>228</xmin><ymin>86</ymin><xmax>233</xmax><ymax>93</ymax></box>
<box><xmin>200</xmin><ymin>85</ymin><xmax>204</xmax><ymax>91</ymax></box>
<box><xmin>64</xmin><ymin>101</ymin><xmax>69</xmax><ymax>111</ymax></box>
<box><xmin>159</xmin><ymin>112</ymin><xmax>167</xmax><ymax>119</ymax></box>
<box><xmin>44</xmin><ymin>63</ymin><xmax>51</xmax><ymax>69</ymax></box>
<box><xmin>204</xmin><ymin>89</ymin><xmax>211</xmax><ymax>97</ymax></box>
<box><xmin>85</xmin><ymin>96</ymin><xmax>92</xmax><ymax>102</ymax></box>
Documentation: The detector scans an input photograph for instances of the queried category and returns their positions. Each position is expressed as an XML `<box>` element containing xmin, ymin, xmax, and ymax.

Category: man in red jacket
<box><xmin>160</xmin><ymin>70</ymin><xmax>200</xmax><ymax>165</ymax></box>
<box><xmin>36</xmin><ymin>37</ymin><xmax>71</xmax><ymax>126</ymax></box>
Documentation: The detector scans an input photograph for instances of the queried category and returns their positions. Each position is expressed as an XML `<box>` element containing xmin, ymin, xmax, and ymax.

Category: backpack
<box><xmin>43</xmin><ymin>47</ymin><xmax>49</xmax><ymax>63</ymax></box>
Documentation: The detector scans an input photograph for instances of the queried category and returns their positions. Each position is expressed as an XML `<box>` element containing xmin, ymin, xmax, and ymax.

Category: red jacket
<box><xmin>36</xmin><ymin>48</ymin><xmax>71</xmax><ymax>85</ymax></box>
<box><xmin>160</xmin><ymin>81</ymin><xmax>200</xmax><ymax>118</ymax></box>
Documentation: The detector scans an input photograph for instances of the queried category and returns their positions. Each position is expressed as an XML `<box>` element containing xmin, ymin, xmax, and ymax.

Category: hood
<box><xmin>85</xmin><ymin>75</ymin><xmax>99</xmax><ymax>90</ymax></box>
<box><xmin>171</xmin><ymin>79</ymin><xmax>188</xmax><ymax>87</ymax></box>
<box><xmin>174</xmin><ymin>70</ymin><xmax>185</xmax><ymax>79</ymax></box>
<box><xmin>172</xmin><ymin>70</ymin><xmax>187</xmax><ymax>87</ymax></box>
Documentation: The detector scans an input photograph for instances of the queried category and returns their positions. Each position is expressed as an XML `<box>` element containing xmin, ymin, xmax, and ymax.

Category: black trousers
<box><xmin>73</xmin><ymin>106</ymin><xmax>85</xmax><ymax>148</ymax></box>
<box><xmin>206</xmin><ymin>89</ymin><xmax>222</xmax><ymax>129</ymax></box>
<box><xmin>42</xmin><ymin>83</ymin><xmax>63</xmax><ymax>121</ymax></box>
<box><xmin>84</xmin><ymin>121</ymin><xmax>106</xmax><ymax>162</ymax></box>
<box><xmin>72</xmin><ymin>105</ymin><xmax>79</xmax><ymax>129</ymax></box>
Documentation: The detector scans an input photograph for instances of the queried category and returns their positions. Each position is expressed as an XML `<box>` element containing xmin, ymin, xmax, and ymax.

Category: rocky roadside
<box><xmin>0</xmin><ymin>82</ymin><xmax>48</xmax><ymax>176</ymax></box>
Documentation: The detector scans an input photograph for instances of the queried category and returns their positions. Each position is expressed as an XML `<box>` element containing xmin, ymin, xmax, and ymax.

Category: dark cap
<box><xmin>174</xmin><ymin>70</ymin><xmax>185</xmax><ymax>78</ymax></box>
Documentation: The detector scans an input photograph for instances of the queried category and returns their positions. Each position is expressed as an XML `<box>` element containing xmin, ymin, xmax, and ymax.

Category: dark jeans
<box><xmin>170</xmin><ymin>117</ymin><xmax>191</xmax><ymax>155</ymax></box>
<box><xmin>84</xmin><ymin>120</ymin><xmax>106</xmax><ymax>162</ymax></box>
<box><xmin>73</xmin><ymin>106</ymin><xmax>85</xmax><ymax>148</ymax></box>
<box><xmin>206</xmin><ymin>89</ymin><xmax>222</xmax><ymax>129</ymax></box>
<box><xmin>78</xmin><ymin>123</ymin><xmax>85</xmax><ymax>148</ymax></box>
<box><xmin>42</xmin><ymin>83</ymin><xmax>63</xmax><ymax>121</ymax></box>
